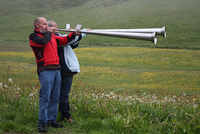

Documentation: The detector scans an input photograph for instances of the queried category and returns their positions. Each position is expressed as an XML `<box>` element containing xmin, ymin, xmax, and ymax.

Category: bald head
<box><xmin>34</xmin><ymin>17</ymin><xmax>48</xmax><ymax>33</ymax></box>
<box><xmin>34</xmin><ymin>17</ymin><xmax>46</xmax><ymax>27</ymax></box>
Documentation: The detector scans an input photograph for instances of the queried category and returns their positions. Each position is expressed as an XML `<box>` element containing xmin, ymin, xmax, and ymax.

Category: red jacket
<box><xmin>29</xmin><ymin>28</ymin><xmax>75</xmax><ymax>73</ymax></box>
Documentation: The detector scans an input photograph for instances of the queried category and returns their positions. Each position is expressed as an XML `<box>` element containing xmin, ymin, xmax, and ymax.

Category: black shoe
<box><xmin>38</xmin><ymin>124</ymin><xmax>47</xmax><ymax>133</ymax></box>
<box><xmin>48</xmin><ymin>121</ymin><xmax>63</xmax><ymax>128</ymax></box>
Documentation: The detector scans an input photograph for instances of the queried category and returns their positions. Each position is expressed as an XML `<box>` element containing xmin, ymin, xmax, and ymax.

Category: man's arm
<box><xmin>29</xmin><ymin>27</ymin><xmax>54</xmax><ymax>45</ymax></box>
<box><xmin>57</xmin><ymin>34</ymin><xmax>83</xmax><ymax>48</ymax></box>
<box><xmin>55</xmin><ymin>28</ymin><xmax>81</xmax><ymax>46</ymax></box>
<box><xmin>55</xmin><ymin>32</ymin><xmax>76</xmax><ymax>46</ymax></box>
<box><xmin>29</xmin><ymin>32</ymin><xmax>52</xmax><ymax>45</ymax></box>
<box><xmin>58</xmin><ymin>28</ymin><xmax>88</xmax><ymax>48</ymax></box>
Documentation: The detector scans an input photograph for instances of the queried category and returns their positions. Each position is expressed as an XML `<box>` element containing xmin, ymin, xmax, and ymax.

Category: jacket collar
<box><xmin>34</xmin><ymin>28</ymin><xmax>44</xmax><ymax>35</ymax></box>
<box><xmin>54</xmin><ymin>33</ymin><xmax>61</xmax><ymax>36</ymax></box>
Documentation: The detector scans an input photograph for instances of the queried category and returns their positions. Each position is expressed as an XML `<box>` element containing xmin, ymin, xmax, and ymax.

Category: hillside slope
<box><xmin>0</xmin><ymin>0</ymin><xmax>199</xmax><ymax>49</ymax></box>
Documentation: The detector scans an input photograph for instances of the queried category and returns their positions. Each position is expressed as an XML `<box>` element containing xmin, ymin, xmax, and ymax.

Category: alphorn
<box><xmin>56</xmin><ymin>29</ymin><xmax>157</xmax><ymax>44</ymax></box>
<box><xmin>90</xmin><ymin>26</ymin><xmax>166</xmax><ymax>38</ymax></box>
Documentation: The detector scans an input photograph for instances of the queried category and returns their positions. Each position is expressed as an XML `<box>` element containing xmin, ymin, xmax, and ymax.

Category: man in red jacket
<box><xmin>29</xmin><ymin>17</ymin><xmax>80</xmax><ymax>133</ymax></box>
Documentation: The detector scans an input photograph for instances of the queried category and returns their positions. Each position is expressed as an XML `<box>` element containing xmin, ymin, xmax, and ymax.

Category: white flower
<box><xmin>182</xmin><ymin>93</ymin><xmax>186</xmax><ymax>97</ymax></box>
<box><xmin>4</xmin><ymin>84</ymin><xmax>8</xmax><ymax>88</ymax></box>
<box><xmin>8</xmin><ymin>78</ymin><xmax>12</xmax><ymax>82</ymax></box>
<box><xmin>110</xmin><ymin>92</ymin><xmax>114</xmax><ymax>95</ymax></box>
<box><xmin>172</xmin><ymin>99</ymin><xmax>176</xmax><ymax>102</ymax></box>
<box><xmin>0</xmin><ymin>82</ymin><xmax>2</xmax><ymax>89</ymax></box>
<box><xmin>92</xmin><ymin>93</ymin><xmax>96</xmax><ymax>97</ymax></box>
<box><xmin>101</xmin><ymin>93</ymin><xmax>105</xmax><ymax>98</ymax></box>
<box><xmin>193</xmin><ymin>104</ymin><xmax>198</xmax><ymax>109</ymax></box>
<box><xmin>29</xmin><ymin>93</ymin><xmax>34</xmax><ymax>97</ymax></box>
<box><xmin>111</xmin><ymin>95</ymin><xmax>116</xmax><ymax>99</ymax></box>
<box><xmin>105</xmin><ymin>94</ymin><xmax>110</xmax><ymax>98</ymax></box>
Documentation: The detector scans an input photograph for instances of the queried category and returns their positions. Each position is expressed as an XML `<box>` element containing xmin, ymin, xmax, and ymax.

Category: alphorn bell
<box><xmin>90</xmin><ymin>26</ymin><xmax>166</xmax><ymax>38</ymax></box>
<box><xmin>56</xmin><ymin>29</ymin><xmax>158</xmax><ymax>44</ymax></box>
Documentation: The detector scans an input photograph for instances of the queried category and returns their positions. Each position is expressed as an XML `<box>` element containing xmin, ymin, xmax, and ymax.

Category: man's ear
<box><xmin>35</xmin><ymin>22</ymin><xmax>39</xmax><ymax>28</ymax></box>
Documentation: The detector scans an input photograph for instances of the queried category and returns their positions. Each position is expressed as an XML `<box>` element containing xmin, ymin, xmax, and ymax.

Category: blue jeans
<box><xmin>59</xmin><ymin>75</ymin><xmax>73</xmax><ymax>119</ymax></box>
<box><xmin>38</xmin><ymin>70</ymin><xmax>61</xmax><ymax>125</ymax></box>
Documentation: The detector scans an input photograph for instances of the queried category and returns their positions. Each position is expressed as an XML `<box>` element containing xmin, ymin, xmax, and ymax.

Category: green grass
<box><xmin>0</xmin><ymin>76</ymin><xmax>199</xmax><ymax>133</ymax></box>
<box><xmin>0</xmin><ymin>0</ymin><xmax>200</xmax><ymax>133</ymax></box>
<box><xmin>74</xmin><ymin>47</ymin><xmax>200</xmax><ymax>95</ymax></box>
<box><xmin>0</xmin><ymin>0</ymin><xmax>200</xmax><ymax>49</ymax></box>
<box><xmin>0</xmin><ymin>44</ymin><xmax>199</xmax><ymax>133</ymax></box>
<box><xmin>1</xmin><ymin>46</ymin><xmax>199</xmax><ymax>95</ymax></box>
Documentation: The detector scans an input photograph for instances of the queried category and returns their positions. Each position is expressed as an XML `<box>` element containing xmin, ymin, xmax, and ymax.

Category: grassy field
<box><xmin>1</xmin><ymin>44</ymin><xmax>199</xmax><ymax>95</ymax></box>
<box><xmin>0</xmin><ymin>0</ymin><xmax>200</xmax><ymax>133</ymax></box>
<box><xmin>0</xmin><ymin>0</ymin><xmax>200</xmax><ymax>49</ymax></box>
<box><xmin>0</xmin><ymin>43</ymin><xmax>199</xmax><ymax>133</ymax></box>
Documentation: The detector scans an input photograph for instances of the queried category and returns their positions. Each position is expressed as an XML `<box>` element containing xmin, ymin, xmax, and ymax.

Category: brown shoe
<box><xmin>64</xmin><ymin>118</ymin><xmax>77</xmax><ymax>123</ymax></box>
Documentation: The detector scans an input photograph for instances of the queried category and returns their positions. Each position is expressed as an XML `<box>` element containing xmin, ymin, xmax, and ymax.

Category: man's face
<box><xmin>50</xmin><ymin>22</ymin><xmax>58</xmax><ymax>33</ymax></box>
<box><xmin>36</xmin><ymin>18</ymin><xmax>48</xmax><ymax>33</ymax></box>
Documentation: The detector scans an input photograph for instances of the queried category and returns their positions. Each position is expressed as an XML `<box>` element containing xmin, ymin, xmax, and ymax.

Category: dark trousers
<box><xmin>59</xmin><ymin>75</ymin><xmax>73</xmax><ymax>119</ymax></box>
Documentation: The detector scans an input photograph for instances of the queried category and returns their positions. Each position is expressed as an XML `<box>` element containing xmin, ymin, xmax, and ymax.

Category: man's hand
<box><xmin>74</xmin><ymin>28</ymin><xmax>81</xmax><ymax>36</ymax></box>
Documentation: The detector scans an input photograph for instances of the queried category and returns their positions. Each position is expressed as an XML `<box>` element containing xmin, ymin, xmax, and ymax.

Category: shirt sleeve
<box><xmin>29</xmin><ymin>31</ymin><xmax>52</xmax><ymax>45</ymax></box>
<box><xmin>55</xmin><ymin>32</ymin><xmax>76</xmax><ymax>46</ymax></box>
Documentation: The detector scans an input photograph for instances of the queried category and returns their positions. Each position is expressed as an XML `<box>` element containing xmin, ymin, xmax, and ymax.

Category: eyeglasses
<box><xmin>49</xmin><ymin>24</ymin><xmax>57</xmax><ymax>27</ymax></box>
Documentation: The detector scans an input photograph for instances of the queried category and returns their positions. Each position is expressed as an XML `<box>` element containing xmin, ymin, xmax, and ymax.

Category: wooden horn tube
<box><xmin>56</xmin><ymin>29</ymin><xmax>157</xmax><ymax>44</ymax></box>
<box><xmin>90</xmin><ymin>26</ymin><xmax>166</xmax><ymax>38</ymax></box>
